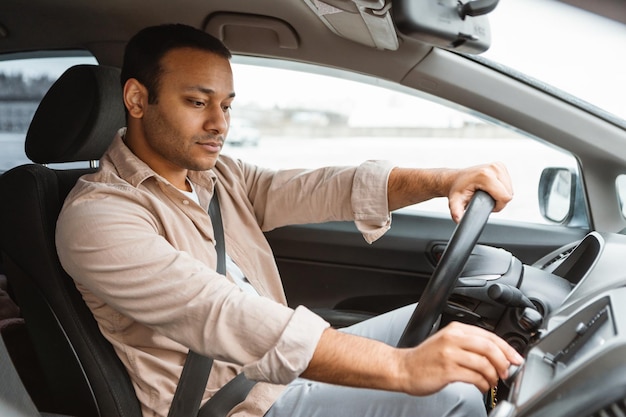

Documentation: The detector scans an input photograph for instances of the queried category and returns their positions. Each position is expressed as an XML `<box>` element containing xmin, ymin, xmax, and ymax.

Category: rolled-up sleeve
<box><xmin>351</xmin><ymin>160</ymin><xmax>395</xmax><ymax>243</ymax></box>
<box><xmin>243</xmin><ymin>305</ymin><xmax>329</xmax><ymax>384</ymax></box>
<box><xmin>239</xmin><ymin>159</ymin><xmax>395</xmax><ymax>244</ymax></box>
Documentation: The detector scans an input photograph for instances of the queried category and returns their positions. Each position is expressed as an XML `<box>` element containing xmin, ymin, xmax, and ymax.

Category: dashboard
<box><xmin>490</xmin><ymin>232</ymin><xmax>626</xmax><ymax>417</ymax></box>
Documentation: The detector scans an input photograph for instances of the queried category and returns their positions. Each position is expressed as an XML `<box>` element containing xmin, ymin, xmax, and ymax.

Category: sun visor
<box><xmin>304</xmin><ymin>0</ymin><xmax>399</xmax><ymax>50</ymax></box>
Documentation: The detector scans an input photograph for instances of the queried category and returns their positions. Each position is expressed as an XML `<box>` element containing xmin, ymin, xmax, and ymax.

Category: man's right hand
<box><xmin>302</xmin><ymin>321</ymin><xmax>523</xmax><ymax>396</ymax></box>
<box><xmin>399</xmin><ymin>321</ymin><xmax>523</xmax><ymax>395</ymax></box>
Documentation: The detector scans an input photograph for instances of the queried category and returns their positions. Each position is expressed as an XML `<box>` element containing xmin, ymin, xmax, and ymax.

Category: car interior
<box><xmin>0</xmin><ymin>64</ymin><xmax>139</xmax><ymax>417</ymax></box>
<box><xmin>1</xmin><ymin>0</ymin><xmax>625</xmax><ymax>417</ymax></box>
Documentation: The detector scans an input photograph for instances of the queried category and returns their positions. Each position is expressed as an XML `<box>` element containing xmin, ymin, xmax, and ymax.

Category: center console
<box><xmin>490</xmin><ymin>287</ymin><xmax>626</xmax><ymax>417</ymax></box>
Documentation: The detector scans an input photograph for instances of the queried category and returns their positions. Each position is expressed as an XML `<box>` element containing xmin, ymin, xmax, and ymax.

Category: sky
<box><xmin>483</xmin><ymin>0</ymin><xmax>626</xmax><ymax>120</ymax></box>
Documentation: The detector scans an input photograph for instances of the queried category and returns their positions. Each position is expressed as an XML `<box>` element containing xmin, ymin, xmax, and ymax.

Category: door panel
<box><xmin>265</xmin><ymin>212</ymin><xmax>588</xmax><ymax>326</ymax></box>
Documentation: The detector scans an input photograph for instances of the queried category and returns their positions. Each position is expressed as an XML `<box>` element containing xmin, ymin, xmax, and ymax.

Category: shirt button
<box><xmin>183</xmin><ymin>200</ymin><xmax>190</xmax><ymax>205</ymax></box>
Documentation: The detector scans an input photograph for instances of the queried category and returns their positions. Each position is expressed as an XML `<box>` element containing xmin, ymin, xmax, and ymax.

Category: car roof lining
<box><xmin>202</xmin><ymin>11</ymin><xmax>432</xmax><ymax>84</ymax></box>
<box><xmin>0</xmin><ymin>0</ymin><xmax>434</xmax><ymax>82</ymax></box>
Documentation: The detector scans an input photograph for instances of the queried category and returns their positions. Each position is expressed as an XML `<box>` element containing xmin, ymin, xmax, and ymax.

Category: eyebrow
<box><xmin>184</xmin><ymin>85</ymin><xmax>236</xmax><ymax>99</ymax></box>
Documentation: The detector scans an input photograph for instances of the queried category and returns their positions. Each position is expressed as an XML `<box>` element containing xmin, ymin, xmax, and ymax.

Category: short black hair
<box><xmin>121</xmin><ymin>23</ymin><xmax>232</xmax><ymax>103</ymax></box>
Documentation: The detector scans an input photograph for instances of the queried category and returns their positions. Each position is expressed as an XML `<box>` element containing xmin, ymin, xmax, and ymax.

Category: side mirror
<box><xmin>538</xmin><ymin>167</ymin><xmax>587</xmax><ymax>226</ymax></box>
<box><xmin>392</xmin><ymin>0</ymin><xmax>498</xmax><ymax>54</ymax></box>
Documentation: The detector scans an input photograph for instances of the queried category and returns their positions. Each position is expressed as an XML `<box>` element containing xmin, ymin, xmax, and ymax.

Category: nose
<box><xmin>203</xmin><ymin>104</ymin><xmax>229</xmax><ymax>135</ymax></box>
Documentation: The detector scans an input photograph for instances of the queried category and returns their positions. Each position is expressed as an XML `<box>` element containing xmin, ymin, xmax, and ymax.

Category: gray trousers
<box><xmin>264</xmin><ymin>304</ymin><xmax>487</xmax><ymax>417</ymax></box>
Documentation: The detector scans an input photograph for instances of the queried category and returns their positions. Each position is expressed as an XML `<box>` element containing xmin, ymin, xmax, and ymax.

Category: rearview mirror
<box><xmin>538</xmin><ymin>167</ymin><xmax>587</xmax><ymax>226</ymax></box>
<box><xmin>392</xmin><ymin>0</ymin><xmax>498</xmax><ymax>54</ymax></box>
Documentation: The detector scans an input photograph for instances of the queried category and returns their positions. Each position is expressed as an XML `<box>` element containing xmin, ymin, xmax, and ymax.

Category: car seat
<box><xmin>0</xmin><ymin>332</ymin><xmax>73</xmax><ymax>417</ymax></box>
<box><xmin>0</xmin><ymin>64</ymin><xmax>141</xmax><ymax>417</ymax></box>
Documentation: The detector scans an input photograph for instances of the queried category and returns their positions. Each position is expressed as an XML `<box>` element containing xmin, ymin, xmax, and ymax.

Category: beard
<box><xmin>142</xmin><ymin>106</ymin><xmax>223</xmax><ymax>172</ymax></box>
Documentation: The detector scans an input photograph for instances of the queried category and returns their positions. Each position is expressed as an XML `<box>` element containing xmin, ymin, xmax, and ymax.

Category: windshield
<box><xmin>482</xmin><ymin>0</ymin><xmax>626</xmax><ymax>122</ymax></box>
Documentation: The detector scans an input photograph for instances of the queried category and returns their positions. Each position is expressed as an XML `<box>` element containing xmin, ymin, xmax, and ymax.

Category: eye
<box><xmin>188</xmin><ymin>98</ymin><xmax>206</xmax><ymax>108</ymax></box>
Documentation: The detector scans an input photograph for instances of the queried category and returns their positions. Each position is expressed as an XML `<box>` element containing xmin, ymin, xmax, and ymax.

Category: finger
<box><xmin>451</xmin><ymin>355</ymin><xmax>499</xmax><ymax>392</ymax></box>
<box><xmin>448</xmin><ymin>193</ymin><xmax>471</xmax><ymax>223</ymax></box>
<box><xmin>489</xmin><ymin>183</ymin><xmax>513</xmax><ymax>212</ymax></box>
<box><xmin>448</xmin><ymin>163</ymin><xmax>513</xmax><ymax>220</ymax></box>
<box><xmin>411</xmin><ymin>335</ymin><xmax>497</xmax><ymax>394</ymax></box>
<box><xmin>483</xmin><ymin>162</ymin><xmax>514</xmax><ymax>212</ymax></box>
<box><xmin>446</xmin><ymin>323</ymin><xmax>523</xmax><ymax>379</ymax></box>
<box><xmin>469</xmin><ymin>325</ymin><xmax>524</xmax><ymax>365</ymax></box>
<box><xmin>494</xmin><ymin>161</ymin><xmax>514</xmax><ymax>194</ymax></box>
<box><xmin>455</xmin><ymin>349</ymin><xmax>501</xmax><ymax>389</ymax></box>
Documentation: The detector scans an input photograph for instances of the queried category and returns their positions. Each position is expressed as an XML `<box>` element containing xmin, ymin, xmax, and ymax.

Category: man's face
<box><xmin>139</xmin><ymin>47</ymin><xmax>235</xmax><ymax>174</ymax></box>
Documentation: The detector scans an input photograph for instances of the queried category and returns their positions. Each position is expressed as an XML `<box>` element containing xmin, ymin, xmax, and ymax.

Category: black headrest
<box><xmin>25</xmin><ymin>64</ymin><xmax>125</xmax><ymax>164</ymax></box>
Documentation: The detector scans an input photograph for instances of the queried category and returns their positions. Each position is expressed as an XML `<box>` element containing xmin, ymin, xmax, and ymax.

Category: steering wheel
<box><xmin>397</xmin><ymin>190</ymin><xmax>496</xmax><ymax>348</ymax></box>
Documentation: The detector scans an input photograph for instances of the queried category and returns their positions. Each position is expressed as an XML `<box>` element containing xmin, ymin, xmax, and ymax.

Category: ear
<box><xmin>123</xmin><ymin>78</ymin><xmax>148</xmax><ymax>118</ymax></box>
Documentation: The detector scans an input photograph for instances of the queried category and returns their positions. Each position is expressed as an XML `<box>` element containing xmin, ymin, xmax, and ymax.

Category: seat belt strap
<box><xmin>167</xmin><ymin>351</ymin><xmax>214</xmax><ymax>417</ymax></box>
<box><xmin>168</xmin><ymin>191</ymin><xmax>256</xmax><ymax>417</ymax></box>
<box><xmin>209</xmin><ymin>191</ymin><xmax>227</xmax><ymax>279</ymax></box>
<box><xmin>197</xmin><ymin>373</ymin><xmax>258</xmax><ymax>417</ymax></box>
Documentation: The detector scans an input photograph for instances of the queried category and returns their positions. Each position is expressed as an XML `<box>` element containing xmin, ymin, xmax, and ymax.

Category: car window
<box><xmin>0</xmin><ymin>54</ymin><xmax>97</xmax><ymax>173</ymax></box>
<box><xmin>484</xmin><ymin>0</ymin><xmax>626</xmax><ymax>123</ymax></box>
<box><xmin>227</xmin><ymin>57</ymin><xmax>581</xmax><ymax>226</ymax></box>
<box><xmin>0</xmin><ymin>54</ymin><xmax>588</xmax><ymax>227</ymax></box>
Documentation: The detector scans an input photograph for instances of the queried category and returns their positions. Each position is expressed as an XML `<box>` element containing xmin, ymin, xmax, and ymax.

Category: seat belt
<box><xmin>168</xmin><ymin>191</ymin><xmax>257</xmax><ymax>417</ymax></box>
<box><xmin>167</xmin><ymin>351</ymin><xmax>214</xmax><ymax>417</ymax></box>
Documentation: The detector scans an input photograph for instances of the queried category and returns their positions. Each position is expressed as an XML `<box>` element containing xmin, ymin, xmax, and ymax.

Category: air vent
<box><xmin>541</xmin><ymin>246</ymin><xmax>575</xmax><ymax>269</ymax></box>
<box><xmin>588</xmin><ymin>397</ymin><xmax>626</xmax><ymax>417</ymax></box>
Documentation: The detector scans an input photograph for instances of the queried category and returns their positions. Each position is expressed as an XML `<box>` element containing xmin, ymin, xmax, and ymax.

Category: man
<box><xmin>56</xmin><ymin>24</ymin><xmax>521</xmax><ymax>417</ymax></box>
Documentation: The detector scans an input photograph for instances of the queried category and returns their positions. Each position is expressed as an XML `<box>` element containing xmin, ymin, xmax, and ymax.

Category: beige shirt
<box><xmin>56</xmin><ymin>129</ymin><xmax>394</xmax><ymax>417</ymax></box>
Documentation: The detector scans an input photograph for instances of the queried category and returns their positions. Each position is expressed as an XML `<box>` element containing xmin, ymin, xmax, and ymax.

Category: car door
<box><xmin>225</xmin><ymin>58</ymin><xmax>591</xmax><ymax>326</ymax></box>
